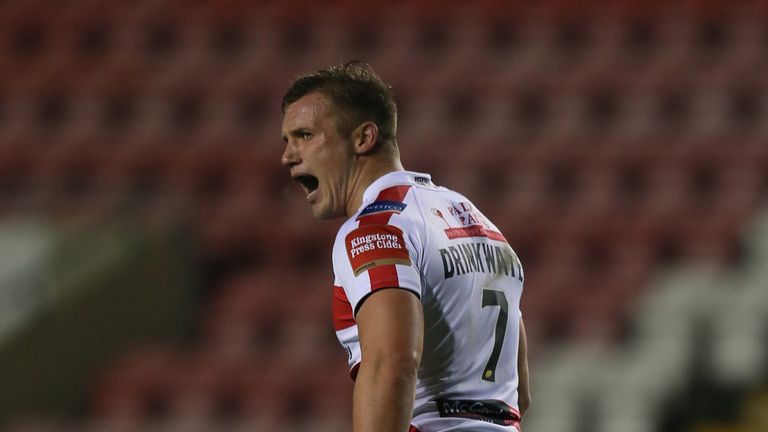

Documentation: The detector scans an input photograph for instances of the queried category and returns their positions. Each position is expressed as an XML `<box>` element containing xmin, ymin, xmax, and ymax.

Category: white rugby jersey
<box><xmin>332</xmin><ymin>171</ymin><xmax>524</xmax><ymax>431</ymax></box>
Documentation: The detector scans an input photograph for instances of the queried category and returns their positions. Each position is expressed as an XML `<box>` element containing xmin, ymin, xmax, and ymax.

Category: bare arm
<box><xmin>353</xmin><ymin>288</ymin><xmax>424</xmax><ymax>432</ymax></box>
<box><xmin>518</xmin><ymin>317</ymin><xmax>531</xmax><ymax>416</ymax></box>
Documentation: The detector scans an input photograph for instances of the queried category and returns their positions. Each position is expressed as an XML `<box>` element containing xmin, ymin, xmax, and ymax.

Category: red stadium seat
<box><xmin>162</xmin><ymin>352</ymin><xmax>254</xmax><ymax>419</ymax></box>
<box><xmin>90</xmin><ymin>348</ymin><xmax>182</xmax><ymax>418</ymax></box>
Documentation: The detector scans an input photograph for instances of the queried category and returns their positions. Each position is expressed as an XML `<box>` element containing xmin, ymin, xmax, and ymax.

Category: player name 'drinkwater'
<box><xmin>439</xmin><ymin>242</ymin><xmax>523</xmax><ymax>282</ymax></box>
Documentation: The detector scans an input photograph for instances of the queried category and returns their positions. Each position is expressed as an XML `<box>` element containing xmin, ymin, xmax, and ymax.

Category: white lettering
<box><xmin>349</xmin><ymin>232</ymin><xmax>402</xmax><ymax>256</ymax></box>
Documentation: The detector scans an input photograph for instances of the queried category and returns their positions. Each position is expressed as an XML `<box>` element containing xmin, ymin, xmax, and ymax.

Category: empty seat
<box><xmin>91</xmin><ymin>348</ymin><xmax>182</xmax><ymax>418</ymax></box>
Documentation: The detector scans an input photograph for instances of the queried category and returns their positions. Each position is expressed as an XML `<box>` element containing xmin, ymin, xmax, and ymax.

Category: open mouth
<box><xmin>294</xmin><ymin>174</ymin><xmax>319</xmax><ymax>196</ymax></box>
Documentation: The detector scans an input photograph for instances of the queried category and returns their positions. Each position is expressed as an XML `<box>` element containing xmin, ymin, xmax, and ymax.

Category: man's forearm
<box><xmin>353</xmin><ymin>358</ymin><xmax>418</xmax><ymax>432</ymax></box>
<box><xmin>517</xmin><ymin>318</ymin><xmax>531</xmax><ymax>416</ymax></box>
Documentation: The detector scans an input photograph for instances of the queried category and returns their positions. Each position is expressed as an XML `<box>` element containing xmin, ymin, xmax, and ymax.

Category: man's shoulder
<box><xmin>333</xmin><ymin>217</ymin><xmax>359</xmax><ymax>249</ymax></box>
<box><xmin>332</xmin><ymin>185</ymin><xmax>424</xmax><ymax>257</ymax></box>
<box><xmin>333</xmin><ymin>197</ymin><xmax>414</xmax><ymax>243</ymax></box>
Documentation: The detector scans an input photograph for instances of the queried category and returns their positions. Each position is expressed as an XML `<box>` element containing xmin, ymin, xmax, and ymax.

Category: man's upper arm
<box><xmin>332</xmin><ymin>217</ymin><xmax>423</xmax><ymax>318</ymax></box>
<box><xmin>356</xmin><ymin>288</ymin><xmax>423</xmax><ymax>367</ymax></box>
<box><xmin>352</xmin><ymin>287</ymin><xmax>423</xmax><ymax>432</ymax></box>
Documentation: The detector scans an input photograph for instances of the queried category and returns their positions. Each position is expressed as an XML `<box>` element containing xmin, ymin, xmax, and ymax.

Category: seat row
<box><xmin>91</xmin><ymin>348</ymin><xmax>352</xmax><ymax>422</ymax></box>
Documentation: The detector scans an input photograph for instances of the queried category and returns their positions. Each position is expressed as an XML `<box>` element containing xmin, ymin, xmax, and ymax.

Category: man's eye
<box><xmin>301</xmin><ymin>132</ymin><xmax>312</xmax><ymax>140</ymax></box>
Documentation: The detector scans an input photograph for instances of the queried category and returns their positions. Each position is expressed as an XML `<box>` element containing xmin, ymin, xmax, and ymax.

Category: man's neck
<box><xmin>345</xmin><ymin>158</ymin><xmax>405</xmax><ymax>218</ymax></box>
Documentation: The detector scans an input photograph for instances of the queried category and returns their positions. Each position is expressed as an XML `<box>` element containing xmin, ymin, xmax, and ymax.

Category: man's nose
<box><xmin>281</xmin><ymin>141</ymin><xmax>300</xmax><ymax>167</ymax></box>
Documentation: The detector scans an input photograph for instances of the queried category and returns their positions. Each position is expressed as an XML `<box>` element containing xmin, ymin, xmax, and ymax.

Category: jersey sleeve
<box><xmin>332</xmin><ymin>213</ymin><xmax>423</xmax><ymax>316</ymax></box>
<box><xmin>332</xmin><ymin>279</ymin><xmax>362</xmax><ymax>376</ymax></box>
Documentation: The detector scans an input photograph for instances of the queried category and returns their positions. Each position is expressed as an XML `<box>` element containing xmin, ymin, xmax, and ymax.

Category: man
<box><xmin>280</xmin><ymin>62</ymin><xmax>530</xmax><ymax>431</ymax></box>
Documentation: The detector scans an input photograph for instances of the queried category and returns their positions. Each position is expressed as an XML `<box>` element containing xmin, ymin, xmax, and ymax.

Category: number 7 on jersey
<box><xmin>481</xmin><ymin>289</ymin><xmax>508</xmax><ymax>382</ymax></box>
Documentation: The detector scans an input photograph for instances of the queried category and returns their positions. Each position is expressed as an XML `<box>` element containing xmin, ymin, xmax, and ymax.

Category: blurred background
<box><xmin>0</xmin><ymin>0</ymin><xmax>767</xmax><ymax>431</ymax></box>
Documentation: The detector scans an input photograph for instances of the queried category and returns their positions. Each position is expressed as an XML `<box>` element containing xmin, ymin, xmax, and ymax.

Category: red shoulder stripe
<box><xmin>357</xmin><ymin>185</ymin><xmax>412</xmax><ymax>290</ymax></box>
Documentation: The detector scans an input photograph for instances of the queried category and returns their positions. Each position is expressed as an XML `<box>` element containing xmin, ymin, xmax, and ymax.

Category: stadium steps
<box><xmin>690</xmin><ymin>388</ymin><xmax>768</xmax><ymax>432</ymax></box>
<box><xmin>0</xmin><ymin>217</ymin><xmax>199</xmax><ymax>428</ymax></box>
<box><xmin>523</xmin><ymin>207</ymin><xmax>768</xmax><ymax>432</ymax></box>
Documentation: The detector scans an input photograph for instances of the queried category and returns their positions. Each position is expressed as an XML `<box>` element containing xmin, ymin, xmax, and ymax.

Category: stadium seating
<box><xmin>0</xmin><ymin>0</ymin><xmax>766</xmax><ymax>430</ymax></box>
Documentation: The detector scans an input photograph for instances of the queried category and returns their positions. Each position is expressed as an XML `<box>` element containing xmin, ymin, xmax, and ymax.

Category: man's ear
<box><xmin>352</xmin><ymin>121</ymin><xmax>379</xmax><ymax>155</ymax></box>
